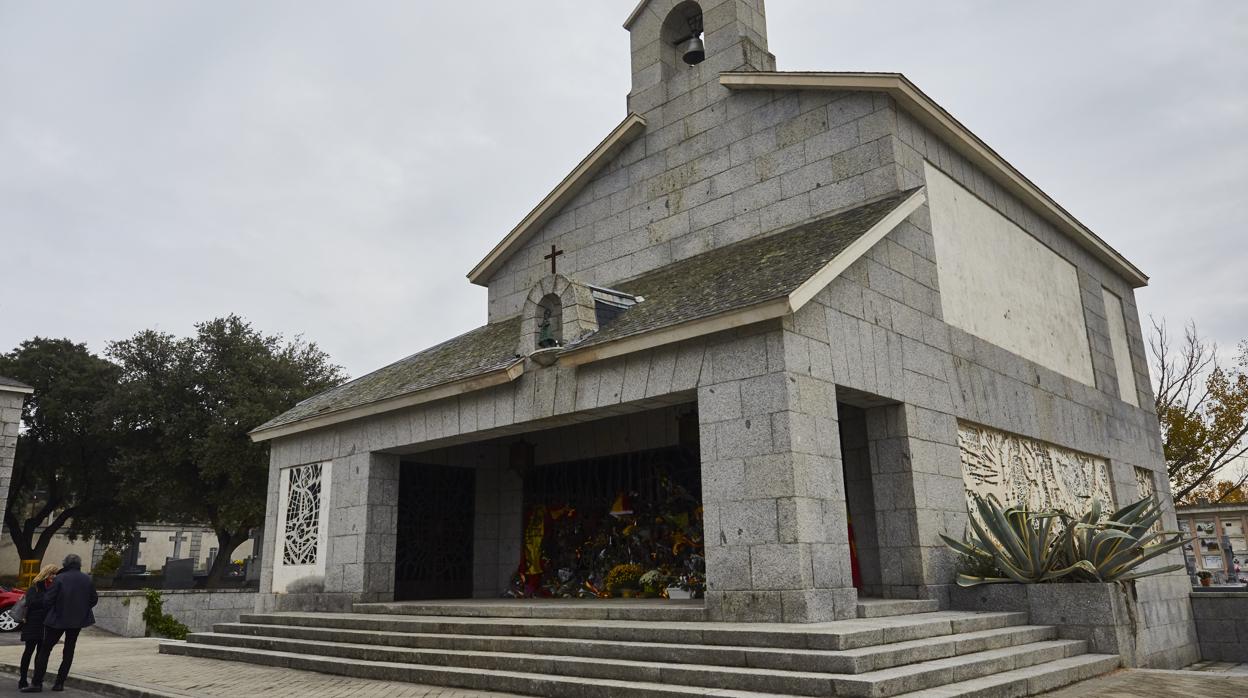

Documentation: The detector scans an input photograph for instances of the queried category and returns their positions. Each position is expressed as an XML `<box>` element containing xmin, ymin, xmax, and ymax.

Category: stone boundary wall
<box><xmin>952</xmin><ymin>582</ymin><xmax>1196</xmax><ymax>669</ymax></box>
<box><xmin>1191</xmin><ymin>592</ymin><xmax>1248</xmax><ymax>662</ymax></box>
<box><xmin>94</xmin><ymin>589</ymin><xmax>257</xmax><ymax>637</ymax></box>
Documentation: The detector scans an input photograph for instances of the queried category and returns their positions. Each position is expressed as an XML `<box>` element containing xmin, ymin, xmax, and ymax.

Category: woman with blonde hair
<box><xmin>17</xmin><ymin>564</ymin><xmax>59</xmax><ymax>690</ymax></box>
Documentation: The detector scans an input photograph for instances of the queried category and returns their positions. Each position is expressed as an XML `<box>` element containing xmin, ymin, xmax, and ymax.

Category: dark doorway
<box><xmin>839</xmin><ymin>402</ymin><xmax>883</xmax><ymax>596</ymax></box>
<box><xmin>394</xmin><ymin>463</ymin><xmax>475</xmax><ymax>600</ymax></box>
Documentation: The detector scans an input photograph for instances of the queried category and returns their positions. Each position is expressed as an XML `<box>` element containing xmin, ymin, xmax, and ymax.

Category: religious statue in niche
<box><xmin>536</xmin><ymin>294</ymin><xmax>562</xmax><ymax>349</ymax></box>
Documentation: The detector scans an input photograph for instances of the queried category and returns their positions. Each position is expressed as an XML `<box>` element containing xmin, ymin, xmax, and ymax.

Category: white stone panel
<box><xmin>1102</xmin><ymin>288</ymin><xmax>1140</xmax><ymax>407</ymax></box>
<box><xmin>272</xmin><ymin>461</ymin><xmax>332</xmax><ymax>593</ymax></box>
<box><xmin>958</xmin><ymin>422</ymin><xmax>1114</xmax><ymax>515</ymax></box>
<box><xmin>925</xmin><ymin>163</ymin><xmax>1095</xmax><ymax>385</ymax></box>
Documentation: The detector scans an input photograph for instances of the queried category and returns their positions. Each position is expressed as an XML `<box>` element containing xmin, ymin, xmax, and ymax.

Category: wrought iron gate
<box><xmin>394</xmin><ymin>463</ymin><xmax>475</xmax><ymax>600</ymax></box>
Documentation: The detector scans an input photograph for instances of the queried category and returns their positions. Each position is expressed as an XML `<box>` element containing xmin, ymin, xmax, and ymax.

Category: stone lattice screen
<box><xmin>958</xmin><ymin>422</ymin><xmax>1115</xmax><ymax>516</ymax></box>
<box><xmin>283</xmin><ymin>462</ymin><xmax>324</xmax><ymax>565</ymax></box>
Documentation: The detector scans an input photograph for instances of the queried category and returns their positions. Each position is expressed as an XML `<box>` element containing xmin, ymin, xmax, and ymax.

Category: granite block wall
<box><xmin>1192</xmin><ymin>592</ymin><xmax>1248</xmax><ymax>662</ymax></box>
<box><xmin>697</xmin><ymin>326</ymin><xmax>857</xmax><ymax>622</ymax></box>
<box><xmin>95</xmin><ymin>589</ymin><xmax>258</xmax><ymax>637</ymax></box>
<box><xmin>484</xmin><ymin>86</ymin><xmax>904</xmax><ymax>321</ymax></box>
<box><xmin>0</xmin><ymin>390</ymin><xmax>24</xmax><ymax>526</ymax></box>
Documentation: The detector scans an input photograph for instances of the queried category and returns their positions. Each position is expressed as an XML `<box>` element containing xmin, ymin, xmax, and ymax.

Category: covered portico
<box><xmin>252</xmin><ymin>190</ymin><xmax>943</xmax><ymax>623</ymax></box>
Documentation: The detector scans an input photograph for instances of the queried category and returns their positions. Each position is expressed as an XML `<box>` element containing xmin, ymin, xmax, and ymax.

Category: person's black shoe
<box><xmin>18</xmin><ymin>678</ymin><xmax>28</xmax><ymax>689</ymax></box>
<box><xmin>50</xmin><ymin>685</ymin><xmax>63</xmax><ymax>692</ymax></box>
<box><xmin>19</xmin><ymin>685</ymin><xmax>41</xmax><ymax>693</ymax></box>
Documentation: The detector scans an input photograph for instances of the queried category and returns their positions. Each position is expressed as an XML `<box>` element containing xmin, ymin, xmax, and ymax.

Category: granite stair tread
<box><xmin>207</xmin><ymin>621</ymin><xmax>1057</xmax><ymax>674</ymax></box>
<box><xmin>173</xmin><ymin>631</ymin><xmax>1090</xmax><ymax>697</ymax></box>
<box><xmin>890</xmin><ymin>653</ymin><xmax>1121</xmax><ymax>697</ymax></box>
<box><xmin>236</xmin><ymin>610</ymin><xmax>1031</xmax><ymax>650</ymax></box>
<box><xmin>172</xmin><ymin>607</ymin><xmax>1119</xmax><ymax>697</ymax></box>
<box><xmin>857</xmin><ymin>599</ymin><xmax>942</xmax><ymax>618</ymax></box>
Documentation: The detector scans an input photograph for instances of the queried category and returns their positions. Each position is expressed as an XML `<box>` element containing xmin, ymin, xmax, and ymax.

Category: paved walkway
<box><xmin>1041</xmin><ymin>668</ymin><xmax>1248</xmax><ymax>697</ymax></box>
<box><xmin>0</xmin><ymin>629</ymin><xmax>513</xmax><ymax>697</ymax></box>
<box><xmin>1186</xmin><ymin>659</ymin><xmax>1248</xmax><ymax>674</ymax></box>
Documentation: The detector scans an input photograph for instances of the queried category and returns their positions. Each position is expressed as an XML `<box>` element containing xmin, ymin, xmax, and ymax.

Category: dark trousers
<box><xmin>32</xmin><ymin>627</ymin><xmax>80</xmax><ymax>687</ymax></box>
<box><xmin>19</xmin><ymin>639</ymin><xmax>38</xmax><ymax>681</ymax></box>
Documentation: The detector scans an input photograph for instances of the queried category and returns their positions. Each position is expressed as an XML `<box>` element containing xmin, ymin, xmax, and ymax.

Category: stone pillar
<box><xmin>323</xmin><ymin>451</ymin><xmax>400</xmax><ymax>602</ymax></box>
<box><xmin>866</xmin><ymin>404</ymin><xmax>965</xmax><ymax>603</ymax></box>
<box><xmin>700</xmin><ymin>330</ymin><xmax>857</xmax><ymax>623</ymax></box>
<box><xmin>473</xmin><ymin>448</ymin><xmax>524</xmax><ymax>597</ymax></box>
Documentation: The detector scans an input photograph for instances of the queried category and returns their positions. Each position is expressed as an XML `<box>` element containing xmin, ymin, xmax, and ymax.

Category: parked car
<box><xmin>0</xmin><ymin>586</ymin><xmax>24</xmax><ymax>632</ymax></box>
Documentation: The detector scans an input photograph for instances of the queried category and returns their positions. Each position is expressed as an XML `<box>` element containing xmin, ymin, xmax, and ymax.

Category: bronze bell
<box><xmin>679</xmin><ymin>34</ymin><xmax>705</xmax><ymax>66</ymax></box>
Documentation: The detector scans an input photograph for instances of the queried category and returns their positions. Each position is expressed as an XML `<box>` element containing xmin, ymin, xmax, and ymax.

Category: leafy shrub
<box><xmin>941</xmin><ymin>494</ymin><xmax>1187</xmax><ymax>587</ymax></box>
<box><xmin>94</xmin><ymin>549</ymin><xmax>123</xmax><ymax>577</ymax></box>
<box><xmin>605</xmin><ymin>563</ymin><xmax>645</xmax><ymax>593</ymax></box>
<box><xmin>142</xmin><ymin>589</ymin><xmax>190</xmax><ymax>640</ymax></box>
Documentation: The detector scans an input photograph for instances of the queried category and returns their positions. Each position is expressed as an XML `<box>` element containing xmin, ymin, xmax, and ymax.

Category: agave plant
<box><xmin>940</xmin><ymin>494</ymin><xmax>1095</xmax><ymax>587</ymax></box>
<box><xmin>1058</xmin><ymin>496</ymin><xmax>1188</xmax><ymax>582</ymax></box>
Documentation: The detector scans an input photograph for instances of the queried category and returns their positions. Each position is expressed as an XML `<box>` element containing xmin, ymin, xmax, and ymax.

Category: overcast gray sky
<box><xmin>1</xmin><ymin>1</ymin><xmax>1244</xmax><ymax>379</ymax></box>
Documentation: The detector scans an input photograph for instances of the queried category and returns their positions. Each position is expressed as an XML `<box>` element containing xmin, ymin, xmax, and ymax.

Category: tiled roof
<box><xmin>254</xmin><ymin>318</ymin><xmax>522</xmax><ymax>432</ymax></box>
<box><xmin>572</xmin><ymin>189</ymin><xmax>917</xmax><ymax>349</ymax></box>
<box><xmin>255</xmin><ymin>190</ymin><xmax>915</xmax><ymax>435</ymax></box>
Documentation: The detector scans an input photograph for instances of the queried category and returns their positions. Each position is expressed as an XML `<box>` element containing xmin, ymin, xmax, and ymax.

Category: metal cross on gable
<box><xmin>544</xmin><ymin>244</ymin><xmax>564</xmax><ymax>275</ymax></box>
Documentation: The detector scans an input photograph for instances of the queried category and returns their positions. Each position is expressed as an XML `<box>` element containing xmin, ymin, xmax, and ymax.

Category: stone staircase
<box><xmin>159</xmin><ymin>599</ymin><xmax>1119</xmax><ymax>697</ymax></box>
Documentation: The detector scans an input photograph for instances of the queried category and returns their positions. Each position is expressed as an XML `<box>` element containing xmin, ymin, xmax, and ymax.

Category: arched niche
<box><xmin>536</xmin><ymin>294</ymin><xmax>563</xmax><ymax>349</ymax></box>
<box><xmin>660</xmin><ymin>1</ymin><xmax>705</xmax><ymax>71</ymax></box>
<box><xmin>518</xmin><ymin>274</ymin><xmax>600</xmax><ymax>359</ymax></box>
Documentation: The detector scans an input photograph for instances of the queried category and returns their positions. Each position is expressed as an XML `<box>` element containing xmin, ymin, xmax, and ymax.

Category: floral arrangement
<box><xmin>605</xmin><ymin>563</ymin><xmax>645</xmax><ymax>595</ymax></box>
<box><xmin>639</xmin><ymin>569</ymin><xmax>670</xmax><ymax>596</ymax></box>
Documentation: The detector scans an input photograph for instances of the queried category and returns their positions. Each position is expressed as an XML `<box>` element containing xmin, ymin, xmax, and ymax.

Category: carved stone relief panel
<box><xmin>1135</xmin><ymin>466</ymin><xmax>1156</xmax><ymax>501</ymax></box>
<box><xmin>958</xmin><ymin>422</ymin><xmax>1114</xmax><ymax>515</ymax></box>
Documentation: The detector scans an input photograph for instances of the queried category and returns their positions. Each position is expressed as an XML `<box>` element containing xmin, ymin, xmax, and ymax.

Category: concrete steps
<box><xmin>205</xmin><ymin>621</ymin><xmax>1056</xmax><ymax>674</ymax></box>
<box><xmin>354</xmin><ymin>598</ymin><xmax>707</xmax><ymax>622</ymax></box>
<box><xmin>160</xmin><ymin>605</ymin><xmax>1120</xmax><ymax>696</ymax></box>
<box><xmin>229</xmin><ymin>609</ymin><xmax>1030</xmax><ymax>650</ymax></box>
<box><xmin>892</xmin><ymin>654</ymin><xmax>1122</xmax><ymax>697</ymax></box>
<box><xmin>857</xmin><ymin>599</ymin><xmax>942</xmax><ymax>618</ymax></box>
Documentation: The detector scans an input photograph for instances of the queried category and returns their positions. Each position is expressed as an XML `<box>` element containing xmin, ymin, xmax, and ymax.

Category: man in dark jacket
<box><xmin>23</xmin><ymin>554</ymin><xmax>97</xmax><ymax>693</ymax></box>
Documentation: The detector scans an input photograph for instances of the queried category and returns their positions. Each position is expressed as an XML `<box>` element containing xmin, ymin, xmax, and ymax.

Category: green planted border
<box><xmin>142</xmin><ymin>589</ymin><xmax>190</xmax><ymax>640</ymax></box>
<box><xmin>941</xmin><ymin>494</ymin><xmax>1188</xmax><ymax>587</ymax></box>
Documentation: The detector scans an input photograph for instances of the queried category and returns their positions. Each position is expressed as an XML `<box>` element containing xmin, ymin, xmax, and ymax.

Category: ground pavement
<box><xmin>2</xmin><ymin>628</ymin><xmax>1248</xmax><ymax>697</ymax></box>
<box><xmin>0</xmin><ymin>629</ymin><xmax>517</xmax><ymax>697</ymax></box>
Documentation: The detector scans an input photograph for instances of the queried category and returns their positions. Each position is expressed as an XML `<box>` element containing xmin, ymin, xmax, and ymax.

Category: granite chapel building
<box><xmin>245</xmin><ymin>0</ymin><xmax>1196</xmax><ymax>670</ymax></box>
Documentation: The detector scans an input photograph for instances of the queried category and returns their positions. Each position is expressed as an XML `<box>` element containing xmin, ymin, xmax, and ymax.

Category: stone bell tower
<box><xmin>625</xmin><ymin>0</ymin><xmax>776</xmax><ymax>115</ymax></box>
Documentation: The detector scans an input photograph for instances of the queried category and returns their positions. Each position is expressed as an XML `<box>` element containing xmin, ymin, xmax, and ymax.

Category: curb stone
<box><xmin>0</xmin><ymin>660</ymin><xmax>189</xmax><ymax>698</ymax></box>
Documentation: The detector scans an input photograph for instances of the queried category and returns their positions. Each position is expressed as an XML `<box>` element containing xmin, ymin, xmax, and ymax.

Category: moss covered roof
<box><xmin>254</xmin><ymin>318</ymin><xmax>522</xmax><ymax>432</ymax></box>
<box><xmin>255</xmin><ymin>190</ymin><xmax>914</xmax><ymax>435</ymax></box>
<box><xmin>573</xmin><ymin>190</ymin><xmax>916</xmax><ymax>349</ymax></box>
